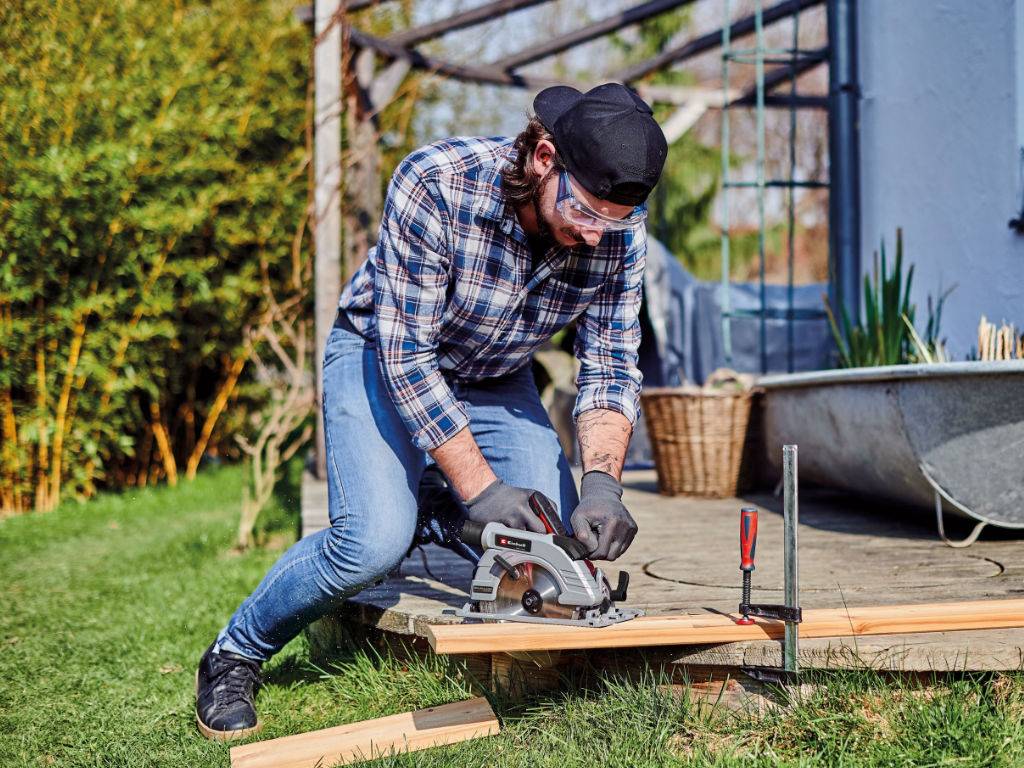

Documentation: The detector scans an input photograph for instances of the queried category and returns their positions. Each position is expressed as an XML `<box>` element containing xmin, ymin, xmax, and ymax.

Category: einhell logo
<box><xmin>496</xmin><ymin>535</ymin><xmax>531</xmax><ymax>552</ymax></box>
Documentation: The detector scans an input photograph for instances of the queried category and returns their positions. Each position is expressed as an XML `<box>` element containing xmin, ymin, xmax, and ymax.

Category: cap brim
<box><xmin>532</xmin><ymin>86</ymin><xmax>582</xmax><ymax>132</ymax></box>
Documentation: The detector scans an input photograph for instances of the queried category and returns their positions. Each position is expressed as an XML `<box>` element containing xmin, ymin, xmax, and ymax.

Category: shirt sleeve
<box><xmin>372</xmin><ymin>157</ymin><xmax>469</xmax><ymax>451</ymax></box>
<box><xmin>571</xmin><ymin>226</ymin><xmax>647</xmax><ymax>426</ymax></box>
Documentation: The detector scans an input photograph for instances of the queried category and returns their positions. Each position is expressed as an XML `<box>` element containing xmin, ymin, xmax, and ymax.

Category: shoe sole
<box><xmin>194</xmin><ymin>670</ymin><xmax>262</xmax><ymax>742</ymax></box>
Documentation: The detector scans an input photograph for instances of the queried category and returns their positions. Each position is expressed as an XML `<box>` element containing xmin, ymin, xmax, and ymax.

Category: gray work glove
<box><xmin>570</xmin><ymin>470</ymin><xmax>638</xmax><ymax>561</ymax></box>
<box><xmin>464</xmin><ymin>480</ymin><xmax>549</xmax><ymax>534</ymax></box>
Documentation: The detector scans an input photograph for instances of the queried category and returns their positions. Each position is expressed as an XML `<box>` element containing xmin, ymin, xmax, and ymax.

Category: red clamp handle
<box><xmin>740</xmin><ymin>506</ymin><xmax>758</xmax><ymax>572</ymax></box>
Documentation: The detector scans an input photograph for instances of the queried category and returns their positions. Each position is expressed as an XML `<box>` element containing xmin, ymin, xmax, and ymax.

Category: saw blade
<box><xmin>478</xmin><ymin>560</ymin><xmax>578</xmax><ymax>621</ymax></box>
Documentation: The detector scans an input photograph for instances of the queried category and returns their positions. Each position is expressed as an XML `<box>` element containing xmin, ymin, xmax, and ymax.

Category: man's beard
<box><xmin>531</xmin><ymin>169</ymin><xmax>556</xmax><ymax>244</ymax></box>
<box><xmin>531</xmin><ymin>169</ymin><xmax>584</xmax><ymax>246</ymax></box>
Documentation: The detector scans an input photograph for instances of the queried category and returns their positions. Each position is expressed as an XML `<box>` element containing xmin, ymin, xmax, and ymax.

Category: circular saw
<box><xmin>448</xmin><ymin>492</ymin><xmax>642</xmax><ymax>627</ymax></box>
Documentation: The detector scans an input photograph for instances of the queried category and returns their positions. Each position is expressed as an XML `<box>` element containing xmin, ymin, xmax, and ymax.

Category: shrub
<box><xmin>0</xmin><ymin>0</ymin><xmax>311</xmax><ymax>511</ymax></box>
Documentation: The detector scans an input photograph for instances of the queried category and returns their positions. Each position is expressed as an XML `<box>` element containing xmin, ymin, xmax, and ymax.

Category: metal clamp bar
<box><xmin>783</xmin><ymin>444</ymin><xmax>800</xmax><ymax>675</ymax></box>
<box><xmin>740</xmin><ymin>603</ymin><xmax>803</xmax><ymax>623</ymax></box>
<box><xmin>724</xmin><ymin>307</ymin><xmax>828</xmax><ymax>321</ymax></box>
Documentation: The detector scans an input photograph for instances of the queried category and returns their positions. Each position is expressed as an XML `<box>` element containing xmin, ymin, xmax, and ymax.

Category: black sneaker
<box><xmin>195</xmin><ymin>642</ymin><xmax>263</xmax><ymax>741</ymax></box>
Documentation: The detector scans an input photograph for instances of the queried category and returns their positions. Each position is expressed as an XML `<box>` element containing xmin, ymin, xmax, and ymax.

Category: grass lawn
<box><xmin>3</xmin><ymin>464</ymin><xmax>1024</xmax><ymax>767</ymax></box>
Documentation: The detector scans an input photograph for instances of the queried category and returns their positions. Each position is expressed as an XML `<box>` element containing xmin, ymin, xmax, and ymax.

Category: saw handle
<box><xmin>529</xmin><ymin>492</ymin><xmax>567</xmax><ymax>536</ymax></box>
<box><xmin>459</xmin><ymin>519</ymin><xmax>486</xmax><ymax>550</ymax></box>
<box><xmin>530</xmin><ymin>492</ymin><xmax>595</xmax><ymax>561</ymax></box>
<box><xmin>457</xmin><ymin>493</ymin><xmax>563</xmax><ymax>546</ymax></box>
<box><xmin>459</xmin><ymin>496</ymin><xmax>591</xmax><ymax>562</ymax></box>
<box><xmin>740</xmin><ymin>506</ymin><xmax>758</xmax><ymax>572</ymax></box>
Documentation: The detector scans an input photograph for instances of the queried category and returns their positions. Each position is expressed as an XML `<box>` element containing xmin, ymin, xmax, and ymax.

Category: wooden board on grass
<box><xmin>425</xmin><ymin>598</ymin><xmax>1024</xmax><ymax>655</ymax></box>
<box><xmin>229</xmin><ymin>697</ymin><xmax>499</xmax><ymax>768</ymax></box>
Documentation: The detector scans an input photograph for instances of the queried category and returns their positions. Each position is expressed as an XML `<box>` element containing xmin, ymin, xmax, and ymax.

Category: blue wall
<box><xmin>858</xmin><ymin>0</ymin><xmax>1024</xmax><ymax>357</ymax></box>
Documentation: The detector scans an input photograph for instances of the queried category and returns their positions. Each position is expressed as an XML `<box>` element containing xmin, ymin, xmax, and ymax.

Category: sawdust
<box><xmin>261</xmin><ymin>532</ymin><xmax>293</xmax><ymax>551</ymax></box>
<box><xmin>990</xmin><ymin>674</ymin><xmax>1024</xmax><ymax>719</ymax></box>
<box><xmin>849</xmin><ymin>692</ymin><xmax>897</xmax><ymax>741</ymax></box>
<box><xmin>848</xmin><ymin>684</ymin><xmax>965</xmax><ymax>742</ymax></box>
<box><xmin>669</xmin><ymin>728</ymin><xmax>753</xmax><ymax>761</ymax></box>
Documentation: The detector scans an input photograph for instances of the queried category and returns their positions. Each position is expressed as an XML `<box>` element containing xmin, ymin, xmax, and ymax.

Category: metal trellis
<box><xmin>719</xmin><ymin>0</ymin><xmax>830</xmax><ymax>374</ymax></box>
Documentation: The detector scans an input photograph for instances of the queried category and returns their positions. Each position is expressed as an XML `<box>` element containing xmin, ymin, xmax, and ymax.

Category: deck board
<box><xmin>302</xmin><ymin>469</ymin><xmax>1024</xmax><ymax>670</ymax></box>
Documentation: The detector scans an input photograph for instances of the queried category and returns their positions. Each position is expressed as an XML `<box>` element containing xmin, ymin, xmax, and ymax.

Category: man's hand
<box><xmin>464</xmin><ymin>480</ymin><xmax>549</xmax><ymax>534</ymax></box>
<box><xmin>570</xmin><ymin>470</ymin><xmax>638</xmax><ymax>560</ymax></box>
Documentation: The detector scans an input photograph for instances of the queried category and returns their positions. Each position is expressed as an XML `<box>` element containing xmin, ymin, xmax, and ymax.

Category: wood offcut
<box><xmin>229</xmin><ymin>697</ymin><xmax>499</xmax><ymax>768</ymax></box>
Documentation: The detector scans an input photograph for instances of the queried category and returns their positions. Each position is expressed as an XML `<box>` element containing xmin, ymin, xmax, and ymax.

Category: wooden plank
<box><xmin>425</xmin><ymin>599</ymin><xmax>1024</xmax><ymax>655</ymax></box>
<box><xmin>229</xmin><ymin>698</ymin><xmax>499</xmax><ymax>768</ymax></box>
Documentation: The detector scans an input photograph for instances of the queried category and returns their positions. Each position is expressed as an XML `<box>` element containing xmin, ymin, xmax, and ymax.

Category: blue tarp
<box><xmin>627</xmin><ymin>238</ymin><xmax>835</xmax><ymax>466</ymax></box>
<box><xmin>639</xmin><ymin>237</ymin><xmax>834</xmax><ymax>387</ymax></box>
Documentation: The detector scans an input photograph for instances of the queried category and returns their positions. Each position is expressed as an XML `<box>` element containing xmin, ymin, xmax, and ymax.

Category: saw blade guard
<box><xmin>479</xmin><ymin>561</ymin><xmax>581</xmax><ymax>621</ymax></box>
<box><xmin>466</xmin><ymin>526</ymin><xmax>607</xmax><ymax>607</ymax></box>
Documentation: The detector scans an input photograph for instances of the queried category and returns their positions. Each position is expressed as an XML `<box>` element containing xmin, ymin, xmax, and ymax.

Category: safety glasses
<box><xmin>555</xmin><ymin>170</ymin><xmax>646</xmax><ymax>233</ymax></box>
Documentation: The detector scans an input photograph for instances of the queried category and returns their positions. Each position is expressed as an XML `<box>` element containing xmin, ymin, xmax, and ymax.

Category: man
<box><xmin>195</xmin><ymin>82</ymin><xmax>668</xmax><ymax>740</ymax></box>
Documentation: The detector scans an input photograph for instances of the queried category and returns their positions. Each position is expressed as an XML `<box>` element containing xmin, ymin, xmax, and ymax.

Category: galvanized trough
<box><xmin>758</xmin><ymin>361</ymin><xmax>1024</xmax><ymax>545</ymax></box>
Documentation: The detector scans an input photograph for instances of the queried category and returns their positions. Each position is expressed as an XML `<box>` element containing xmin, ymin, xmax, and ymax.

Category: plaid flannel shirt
<box><xmin>338</xmin><ymin>137</ymin><xmax>646</xmax><ymax>452</ymax></box>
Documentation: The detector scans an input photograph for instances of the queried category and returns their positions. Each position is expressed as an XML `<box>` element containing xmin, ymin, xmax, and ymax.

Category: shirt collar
<box><xmin>475</xmin><ymin>145</ymin><xmax>519</xmax><ymax>236</ymax></box>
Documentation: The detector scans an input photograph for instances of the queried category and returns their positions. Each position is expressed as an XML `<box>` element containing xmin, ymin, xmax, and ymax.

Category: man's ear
<box><xmin>531</xmin><ymin>139</ymin><xmax>556</xmax><ymax>177</ymax></box>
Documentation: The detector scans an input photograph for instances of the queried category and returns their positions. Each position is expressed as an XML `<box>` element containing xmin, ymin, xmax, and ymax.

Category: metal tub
<box><xmin>758</xmin><ymin>362</ymin><xmax>1024</xmax><ymax>543</ymax></box>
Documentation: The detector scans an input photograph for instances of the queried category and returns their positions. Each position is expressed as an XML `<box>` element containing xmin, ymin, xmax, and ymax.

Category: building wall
<box><xmin>858</xmin><ymin>0</ymin><xmax>1024</xmax><ymax>357</ymax></box>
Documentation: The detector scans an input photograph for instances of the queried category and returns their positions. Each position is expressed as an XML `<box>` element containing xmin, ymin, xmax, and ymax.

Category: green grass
<box><xmin>3</xmin><ymin>466</ymin><xmax>1024</xmax><ymax>767</ymax></box>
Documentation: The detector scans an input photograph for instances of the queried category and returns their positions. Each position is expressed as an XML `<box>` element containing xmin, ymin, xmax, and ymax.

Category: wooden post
<box><xmin>342</xmin><ymin>50</ymin><xmax>386</xmax><ymax>280</ymax></box>
<box><xmin>313</xmin><ymin>0</ymin><xmax>343</xmax><ymax>480</ymax></box>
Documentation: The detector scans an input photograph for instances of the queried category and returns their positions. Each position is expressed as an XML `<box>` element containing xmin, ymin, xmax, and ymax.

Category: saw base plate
<box><xmin>444</xmin><ymin>604</ymin><xmax>644</xmax><ymax>627</ymax></box>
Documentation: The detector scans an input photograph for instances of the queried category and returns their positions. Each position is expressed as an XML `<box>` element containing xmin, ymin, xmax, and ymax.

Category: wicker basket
<box><xmin>641</xmin><ymin>370</ymin><xmax>757</xmax><ymax>497</ymax></box>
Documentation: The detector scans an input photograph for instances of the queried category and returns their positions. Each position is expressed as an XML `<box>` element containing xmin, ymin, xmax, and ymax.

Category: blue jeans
<box><xmin>216</xmin><ymin>316</ymin><xmax>579</xmax><ymax>661</ymax></box>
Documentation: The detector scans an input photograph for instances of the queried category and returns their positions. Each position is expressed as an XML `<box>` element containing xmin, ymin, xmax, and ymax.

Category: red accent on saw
<box><xmin>528</xmin><ymin>492</ymin><xmax>567</xmax><ymax>536</ymax></box>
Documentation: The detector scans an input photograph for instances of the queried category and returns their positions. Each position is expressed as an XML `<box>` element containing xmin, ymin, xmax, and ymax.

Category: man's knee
<box><xmin>319</xmin><ymin>508</ymin><xmax>416</xmax><ymax>593</ymax></box>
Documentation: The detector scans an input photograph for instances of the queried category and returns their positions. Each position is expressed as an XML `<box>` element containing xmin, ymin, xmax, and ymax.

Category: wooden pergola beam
<box><xmin>617</xmin><ymin>0</ymin><xmax>824</xmax><ymax>83</ymax></box>
<box><xmin>297</xmin><ymin>0</ymin><xmax>398</xmax><ymax>21</ymax></box>
<box><xmin>490</xmin><ymin>0</ymin><xmax>698</xmax><ymax>72</ymax></box>
<box><xmin>638</xmin><ymin>83</ymin><xmax>739</xmax><ymax>105</ymax></box>
<box><xmin>347</xmin><ymin>3</ymin><xmax>828</xmax><ymax>102</ymax></box>
<box><xmin>347</xmin><ymin>26</ymin><xmax>562</xmax><ymax>89</ymax></box>
<box><xmin>729</xmin><ymin>46</ymin><xmax>828</xmax><ymax>106</ymax></box>
<box><xmin>387</xmin><ymin>0</ymin><xmax>554</xmax><ymax>48</ymax></box>
<box><xmin>348</xmin><ymin>0</ymin><xmax>393</xmax><ymax>9</ymax></box>
<box><xmin>757</xmin><ymin>94</ymin><xmax>828</xmax><ymax>108</ymax></box>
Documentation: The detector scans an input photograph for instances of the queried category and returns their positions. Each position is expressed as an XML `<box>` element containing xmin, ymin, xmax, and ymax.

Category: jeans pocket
<box><xmin>323</xmin><ymin>325</ymin><xmax>369</xmax><ymax>371</ymax></box>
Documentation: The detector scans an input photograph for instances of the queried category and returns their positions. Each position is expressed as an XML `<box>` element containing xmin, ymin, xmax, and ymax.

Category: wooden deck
<box><xmin>301</xmin><ymin>469</ymin><xmax>1024</xmax><ymax>673</ymax></box>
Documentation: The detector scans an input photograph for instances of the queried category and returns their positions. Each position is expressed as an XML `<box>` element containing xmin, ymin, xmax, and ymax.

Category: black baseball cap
<box><xmin>533</xmin><ymin>82</ymin><xmax>668</xmax><ymax>207</ymax></box>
